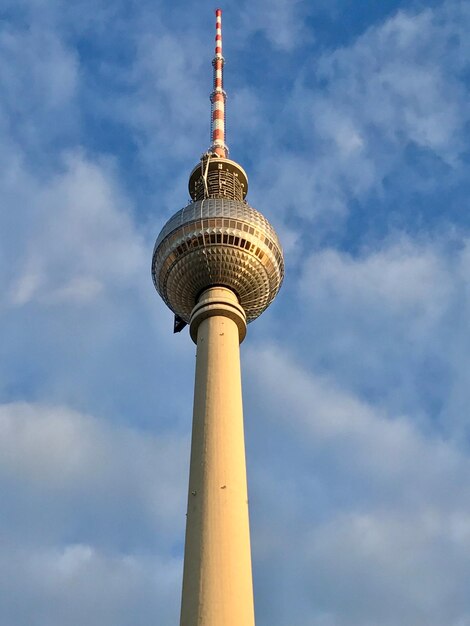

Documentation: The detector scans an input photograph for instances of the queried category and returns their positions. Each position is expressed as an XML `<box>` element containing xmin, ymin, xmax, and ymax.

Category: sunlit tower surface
<box><xmin>152</xmin><ymin>9</ymin><xmax>284</xmax><ymax>625</ymax></box>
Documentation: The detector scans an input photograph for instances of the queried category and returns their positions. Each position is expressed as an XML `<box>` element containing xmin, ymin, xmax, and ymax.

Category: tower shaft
<box><xmin>180</xmin><ymin>287</ymin><xmax>255</xmax><ymax>626</ymax></box>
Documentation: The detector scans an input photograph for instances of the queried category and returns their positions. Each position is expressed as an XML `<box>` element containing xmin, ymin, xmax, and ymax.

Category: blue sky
<box><xmin>1</xmin><ymin>0</ymin><xmax>470</xmax><ymax>624</ymax></box>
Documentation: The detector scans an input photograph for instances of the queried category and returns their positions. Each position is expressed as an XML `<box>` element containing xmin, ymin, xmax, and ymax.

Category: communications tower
<box><xmin>152</xmin><ymin>9</ymin><xmax>284</xmax><ymax>625</ymax></box>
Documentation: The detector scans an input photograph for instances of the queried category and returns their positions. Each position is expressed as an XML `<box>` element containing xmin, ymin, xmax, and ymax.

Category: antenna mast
<box><xmin>210</xmin><ymin>9</ymin><xmax>228</xmax><ymax>157</ymax></box>
<box><xmin>188</xmin><ymin>7</ymin><xmax>249</xmax><ymax>201</ymax></box>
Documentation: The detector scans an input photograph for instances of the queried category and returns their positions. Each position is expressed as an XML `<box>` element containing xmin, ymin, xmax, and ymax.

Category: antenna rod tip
<box><xmin>215</xmin><ymin>8</ymin><xmax>222</xmax><ymax>16</ymax></box>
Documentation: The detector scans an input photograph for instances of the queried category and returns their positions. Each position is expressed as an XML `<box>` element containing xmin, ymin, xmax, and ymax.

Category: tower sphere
<box><xmin>152</xmin><ymin>189</ymin><xmax>284</xmax><ymax>324</ymax></box>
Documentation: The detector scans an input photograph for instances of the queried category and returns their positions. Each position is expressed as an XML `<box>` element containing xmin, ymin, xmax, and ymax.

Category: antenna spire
<box><xmin>210</xmin><ymin>8</ymin><xmax>228</xmax><ymax>158</ymax></box>
<box><xmin>188</xmin><ymin>9</ymin><xmax>249</xmax><ymax>201</ymax></box>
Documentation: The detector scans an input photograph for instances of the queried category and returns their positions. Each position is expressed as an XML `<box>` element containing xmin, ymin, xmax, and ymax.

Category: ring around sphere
<box><xmin>152</xmin><ymin>198</ymin><xmax>284</xmax><ymax>324</ymax></box>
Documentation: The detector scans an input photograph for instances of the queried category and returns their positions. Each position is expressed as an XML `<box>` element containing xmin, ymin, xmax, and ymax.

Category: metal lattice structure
<box><xmin>188</xmin><ymin>156</ymin><xmax>248</xmax><ymax>202</ymax></box>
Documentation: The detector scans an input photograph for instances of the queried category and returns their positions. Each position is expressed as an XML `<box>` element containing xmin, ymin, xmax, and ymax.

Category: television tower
<box><xmin>152</xmin><ymin>9</ymin><xmax>284</xmax><ymax>625</ymax></box>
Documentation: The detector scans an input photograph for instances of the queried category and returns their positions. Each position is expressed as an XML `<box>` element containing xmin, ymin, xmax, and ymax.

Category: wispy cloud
<box><xmin>245</xmin><ymin>345</ymin><xmax>470</xmax><ymax>625</ymax></box>
<box><xmin>250</xmin><ymin>1</ymin><xmax>470</xmax><ymax>236</ymax></box>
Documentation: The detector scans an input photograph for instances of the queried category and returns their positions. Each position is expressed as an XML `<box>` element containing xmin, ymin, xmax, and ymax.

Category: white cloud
<box><xmin>304</xmin><ymin>509</ymin><xmax>470</xmax><ymax>626</ymax></box>
<box><xmin>244</xmin><ymin>344</ymin><xmax>470</xmax><ymax>626</ymax></box>
<box><xmin>0</xmin><ymin>540</ymin><xmax>181</xmax><ymax>626</ymax></box>
<box><xmin>0</xmin><ymin>402</ymin><xmax>188</xmax><ymax>528</ymax></box>
<box><xmin>118</xmin><ymin>27</ymin><xmax>209</xmax><ymax>170</ymax></box>
<box><xmin>0</xmin><ymin>21</ymin><xmax>79</xmax><ymax>155</ymax></box>
<box><xmin>247</xmin><ymin>343</ymin><xmax>467</xmax><ymax>486</ymax></box>
<box><xmin>314</xmin><ymin>7</ymin><xmax>469</xmax><ymax>158</ymax></box>
<box><xmin>238</xmin><ymin>0</ymin><xmax>310</xmax><ymax>50</ymax></box>
<box><xmin>0</xmin><ymin>26</ymin><xmax>77</xmax><ymax>108</ymax></box>
<box><xmin>301</xmin><ymin>237</ymin><xmax>452</xmax><ymax>327</ymax></box>
<box><xmin>253</xmin><ymin>0</ymin><xmax>470</xmax><ymax>226</ymax></box>
<box><xmin>290</xmin><ymin>234</ymin><xmax>470</xmax><ymax>436</ymax></box>
<box><xmin>0</xmin><ymin>401</ymin><xmax>188</xmax><ymax>624</ymax></box>
<box><xmin>3</xmin><ymin>151</ymin><xmax>145</xmax><ymax>309</ymax></box>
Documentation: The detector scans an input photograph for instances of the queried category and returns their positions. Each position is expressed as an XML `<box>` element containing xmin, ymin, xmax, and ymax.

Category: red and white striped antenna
<box><xmin>210</xmin><ymin>8</ymin><xmax>228</xmax><ymax>158</ymax></box>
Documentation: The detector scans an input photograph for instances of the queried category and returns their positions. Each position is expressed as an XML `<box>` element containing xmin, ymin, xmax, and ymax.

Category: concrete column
<box><xmin>179</xmin><ymin>287</ymin><xmax>255</xmax><ymax>626</ymax></box>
